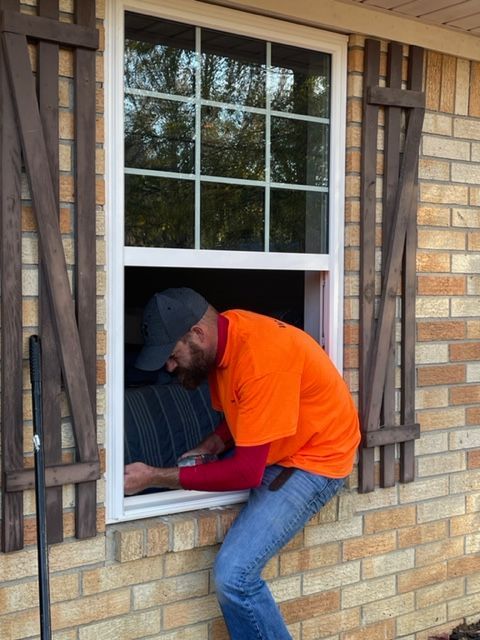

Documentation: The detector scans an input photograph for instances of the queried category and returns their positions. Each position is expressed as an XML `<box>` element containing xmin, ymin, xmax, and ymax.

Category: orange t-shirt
<box><xmin>208</xmin><ymin>310</ymin><xmax>360</xmax><ymax>478</ymax></box>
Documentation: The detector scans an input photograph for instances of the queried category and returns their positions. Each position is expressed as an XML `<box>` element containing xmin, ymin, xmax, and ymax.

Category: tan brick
<box><xmin>417</xmin><ymin>537</ymin><xmax>465</xmax><ymax>569</ymax></box>
<box><xmin>364</xmin><ymin>505</ymin><xmax>416</xmax><ymax>534</ymax></box>
<box><xmin>398</xmin><ymin>562</ymin><xmax>447</xmax><ymax>593</ymax></box>
<box><xmin>468</xmin><ymin>231</ymin><xmax>480</xmax><ymax>250</ymax></box>
<box><xmin>397</xmin><ymin>603</ymin><xmax>447</xmax><ymax>636</ymax></box>
<box><xmin>417</xmin><ymin>321</ymin><xmax>466</xmax><ymax>342</ymax></box>
<box><xmin>467</xmin><ymin>276</ymin><xmax>480</xmax><ymax>296</ymax></box>
<box><xmin>82</xmin><ymin>556</ymin><xmax>164</xmax><ymax>595</ymax></box>
<box><xmin>269</xmin><ymin>575</ymin><xmax>301</xmax><ymax>602</ymax></box>
<box><xmin>342</xmin><ymin>620</ymin><xmax>395</xmax><ymax>640</ymax></box>
<box><xmin>348</xmin><ymin>48</ymin><xmax>364</xmax><ymax>73</ymax></box>
<box><xmin>448</xmin><ymin>592</ymin><xmax>480</xmax><ymax>619</ymax></box>
<box><xmin>416</xmin><ymin>577</ymin><xmax>464</xmax><ymax>609</ymax></box>
<box><xmin>280</xmin><ymin>590</ymin><xmax>339</xmax><ymax>625</ymax></box>
<box><xmin>418</xmin><ymin>364</ymin><xmax>466</xmax><ymax>386</ymax></box>
<box><xmin>343</xmin><ymin>531</ymin><xmax>396</xmax><ymax>561</ymax></box>
<box><xmin>342</xmin><ymin>575</ymin><xmax>396</xmax><ymax>608</ymax></box>
<box><xmin>304</xmin><ymin>517</ymin><xmax>363</xmax><ymax>546</ymax></box>
<box><xmin>164</xmin><ymin>547</ymin><xmax>218</xmax><ymax>577</ymax></box>
<box><xmin>398</xmin><ymin>520</ymin><xmax>447</xmax><ymax>548</ymax></box>
<box><xmin>49</xmin><ymin>536</ymin><xmax>106</xmax><ymax>572</ymax></box>
<box><xmin>0</xmin><ymin>607</ymin><xmax>40</xmax><ymax>639</ymax></box>
<box><xmin>51</xmin><ymin>590</ymin><xmax>131</xmax><ymax>631</ymax></box>
<box><xmin>0</xmin><ymin>573</ymin><xmax>78</xmax><ymax>615</ymax></box>
<box><xmin>417</xmin><ymin>205</ymin><xmax>450</xmax><ymax>226</ymax></box>
<box><xmin>417</xmin><ymin>495</ymin><xmax>466</xmax><ymax>523</ymax></box>
<box><xmin>468</xmin><ymin>449</ymin><xmax>480</xmax><ymax>469</ymax></box>
<box><xmin>440</xmin><ymin>54</ymin><xmax>456</xmax><ymax>113</ymax></box>
<box><xmin>416</xmin><ymin>297</ymin><xmax>450</xmax><ymax>318</ymax></box>
<box><xmin>452</xmin><ymin>207</ymin><xmax>480</xmax><ymax>227</ymax></box>
<box><xmin>471</xmin><ymin>185</ymin><xmax>480</xmax><ymax>205</ymax></box>
<box><xmin>418</xmin><ymin>275</ymin><xmax>466</xmax><ymax>296</ymax></box>
<box><xmin>452</xmin><ymin>253</ymin><xmax>480</xmax><ymax>273</ymax></box>
<box><xmin>114</xmin><ymin>527</ymin><xmax>145</xmax><ymax>563</ymax></box>
<box><xmin>422</xmin><ymin>113</ymin><xmax>452</xmax><ymax>136</ymax></box>
<box><xmin>453</xmin><ymin>162</ymin><xmax>480</xmax><ymax>184</ymax></box>
<box><xmin>452</xmin><ymin>297</ymin><xmax>480</xmax><ymax>317</ymax></box>
<box><xmin>467</xmin><ymin>320</ymin><xmax>480</xmax><ymax>339</ymax></box>
<box><xmin>302</xmin><ymin>561</ymin><xmax>360</xmax><ymax>597</ymax></box>
<box><xmin>450</xmin><ymin>513</ymin><xmax>480</xmax><ymax>536</ymax></box>
<box><xmin>196</xmin><ymin>512</ymin><xmax>219</xmax><ymax>547</ymax></box>
<box><xmin>450</xmin><ymin>341</ymin><xmax>480</xmax><ymax>361</ymax></box>
<box><xmin>145</xmin><ymin>521</ymin><xmax>169</xmax><ymax>556</ymax></box>
<box><xmin>347</xmin><ymin>98</ymin><xmax>362</xmax><ymax>124</ymax></box>
<box><xmin>454</xmin><ymin>117</ymin><xmax>480</xmax><ymax>140</ymax></box>
<box><xmin>302</xmin><ymin>607</ymin><xmax>360</xmax><ymax>639</ymax></box>
<box><xmin>362</xmin><ymin>592</ymin><xmax>415</xmax><ymax>625</ymax></box>
<box><xmin>417</xmin><ymin>451</ymin><xmax>465</xmax><ymax>477</ymax></box>
<box><xmin>416</xmin><ymin>386</ymin><xmax>449</xmax><ymax>409</ymax></box>
<box><xmin>416</xmin><ymin>343</ymin><xmax>449</xmax><ymax>365</ymax></box>
<box><xmin>455</xmin><ymin>59</ymin><xmax>470</xmax><ymax>115</ymax></box>
<box><xmin>419</xmin><ymin>407</ymin><xmax>466</xmax><ymax>431</ymax></box>
<box><xmin>416</xmin><ymin>251</ymin><xmax>451</xmax><ymax>272</ymax></box>
<box><xmin>78</xmin><ymin>610</ymin><xmax>161</xmax><ymax>640</ymax></box>
<box><xmin>280</xmin><ymin>542</ymin><xmax>339</xmax><ymax>575</ymax></box>
<box><xmin>420</xmin><ymin>183</ymin><xmax>469</xmax><ymax>205</ymax></box>
<box><xmin>415</xmin><ymin>431</ymin><xmax>448</xmax><ymax>456</ymax></box>
<box><xmin>450</xmin><ymin>385</ymin><xmax>480</xmax><ymax>405</ymax></box>
<box><xmin>133</xmin><ymin>572</ymin><xmax>209</xmax><ymax>609</ymax></box>
<box><xmin>419</xmin><ymin>158</ymin><xmax>450</xmax><ymax>181</ymax></box>
<box><xmin>423</xmin><ymin>136</ymin><xmax>470</xmax><ymax>160</ymax></box>
<box><xmin>418</xmin><ymin>229</ymin><xmax>466</xmax><ymax>250</ymax></box>
<box><xmin>448</xmin><ymin>554</ymin><xmax>480</xmax><ymax>579</ymax></box>
<box><xmin>362</xmin><ymin>548</ymin><xmax>415</xmax><ymax>579</ymax></box>
<box><xmin>163</xmin><ymin>594</ymin><xmax>220</xmax><ymax>629</ymax></box>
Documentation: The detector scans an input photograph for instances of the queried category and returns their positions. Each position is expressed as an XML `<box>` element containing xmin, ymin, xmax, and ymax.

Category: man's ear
<box><xmin>190</xmin><ymin>324</ymin><xmax>206</xmax><ymax>343</ymax></box>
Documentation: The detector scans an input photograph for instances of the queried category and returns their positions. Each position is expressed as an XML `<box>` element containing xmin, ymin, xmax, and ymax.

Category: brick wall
<box><xmin>1</xmin><ymin>7</ymin><xmax>480</xmax><ymax>640</ymax></box>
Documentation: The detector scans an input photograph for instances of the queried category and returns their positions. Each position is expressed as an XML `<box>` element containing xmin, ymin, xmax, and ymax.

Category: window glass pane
<box><xmin>202</xmin><ymin>30</ymin><xmax>266</xmax><ymax>108</ymax></box>
<box><xmin>271</xmin><ymin>118</ymin><xmax>329</xmax><ymax>187</ymax></box>
<box><xmin>201</xmin><ymin>183</ymin><xmax>264</xmax><ymax>251</ymax></box>
<box><xmin>201</xmin><ymin>106</ymin><xmax>265</xmax><ymax>179</ymax></box>
<box><xmin>125</xmin><ymin>97</ymin><xmax>195</xmax><ymax>173</ymax></box>
<box><xmin>125</xmin><ymin>13</ymin><xmax>196</xmax><ymax>96</ymax></box>
<box><xmin>270</xmin><ymin>44</ymin><xmax>330</xmax><ymax>118</ymax></box>
<box><xmin>270</xmin><ymin>189</ymin><xmax>328</xmax><ymax>254</ymax></box>
<box><xmin>125</xmin><ymin>175</ymin><xmax>194</xmax><ymax>248</ymax></box>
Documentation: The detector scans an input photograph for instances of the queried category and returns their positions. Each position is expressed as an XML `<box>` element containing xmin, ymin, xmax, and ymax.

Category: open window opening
<box><xmin>105</xmin><ymin>0</ymin><xmax>347</xmax><ymax>523</ymax></box>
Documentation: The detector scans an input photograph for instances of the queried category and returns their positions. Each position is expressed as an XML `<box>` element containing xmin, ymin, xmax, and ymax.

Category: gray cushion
<box><xmin>124</xmin><ymin>381</ymin><xmax>223</xmax><ymax>469</ymax></box>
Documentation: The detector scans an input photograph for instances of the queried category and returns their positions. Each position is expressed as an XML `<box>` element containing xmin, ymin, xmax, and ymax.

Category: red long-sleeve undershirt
<box><xmin>179</xmin><ymin>441</ymin><xmax>270</xmax><ymax>491</ymax></box>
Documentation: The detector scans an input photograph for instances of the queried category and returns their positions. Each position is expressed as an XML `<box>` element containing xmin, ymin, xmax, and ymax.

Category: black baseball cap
<box><xmin>135</xmin><ymin>288</ymin><xmax>208</xmax><ymax>371</ymax></box>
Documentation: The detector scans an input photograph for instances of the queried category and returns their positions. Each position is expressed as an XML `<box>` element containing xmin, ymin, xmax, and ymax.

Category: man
<box><xmin>124</xmin><ymin>287</ymin><xmax>360</xmax><ymax>640</ymax></box>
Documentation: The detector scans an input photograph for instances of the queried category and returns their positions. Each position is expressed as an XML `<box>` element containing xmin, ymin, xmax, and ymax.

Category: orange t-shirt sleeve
<box><xmin>233</xmin><ymin>372</ymin><xmax>301</xmax><ymax>446</ymax></box>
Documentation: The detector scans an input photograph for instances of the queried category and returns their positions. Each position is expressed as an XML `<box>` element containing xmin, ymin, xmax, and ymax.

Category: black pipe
<box><xmin>29</xmin><ymin>335</ymin><xmax>52</xmax><ymax>640</ymax></box>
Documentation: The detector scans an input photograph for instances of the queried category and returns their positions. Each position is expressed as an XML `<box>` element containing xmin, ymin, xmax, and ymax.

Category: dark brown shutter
<box><xmin>0</xmin><ymin>0</ymin><xmax>99</xmax><ymax>552</ymax></box>
<box><xmin>359</xmin><ymin>39</ymin><xmax>425</xmax><ymax>493</ymax></box>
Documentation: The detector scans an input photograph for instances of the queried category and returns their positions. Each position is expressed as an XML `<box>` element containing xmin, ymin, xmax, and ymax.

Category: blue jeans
<box><xmin>213</xmin><ymin>465</ymin><xmax>345</xmax><ymax>639</ymax></box>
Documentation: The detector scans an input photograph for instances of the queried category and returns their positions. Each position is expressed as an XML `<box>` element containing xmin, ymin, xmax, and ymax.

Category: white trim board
<box><xmin>200</xmin><ymin>0</ymin><xmax>480</xmax><ymax>61</ymax></box>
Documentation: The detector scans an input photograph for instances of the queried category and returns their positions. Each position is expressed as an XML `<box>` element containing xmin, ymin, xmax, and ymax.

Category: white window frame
<box><xmin>105</xmin><ymin>0</ymin><xmax>347</xmax><ymax>524</ymax></box>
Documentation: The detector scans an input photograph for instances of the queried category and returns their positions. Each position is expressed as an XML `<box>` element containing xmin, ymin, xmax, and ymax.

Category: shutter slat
<box><xmin>0</xmin><ymin>0</ymin><xmax>23</xmax><ymax>552</ymax></box>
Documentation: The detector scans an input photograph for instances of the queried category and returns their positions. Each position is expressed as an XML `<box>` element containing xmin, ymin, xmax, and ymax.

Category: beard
<box><xmin>174</xmin><ymin>340</ymin><xmax>216</xmax><ymax>390</ymax></box>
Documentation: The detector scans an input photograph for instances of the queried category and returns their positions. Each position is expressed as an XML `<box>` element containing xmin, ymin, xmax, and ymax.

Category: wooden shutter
<box><xmin>358</xmin><ymin>39</ymin><xmax>425</xmax><ymax>493</ymax></box>
<box><xmin>0</xmin><ymin>0</ymin><xmax>99</xmax><ymax>552</ymax></box>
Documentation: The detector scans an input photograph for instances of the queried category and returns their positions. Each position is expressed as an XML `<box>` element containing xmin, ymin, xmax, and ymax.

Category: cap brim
<box><xmin>134</xmin><ymin>341</ymin><xmax>176</xmax><ymax>371</ymax></box>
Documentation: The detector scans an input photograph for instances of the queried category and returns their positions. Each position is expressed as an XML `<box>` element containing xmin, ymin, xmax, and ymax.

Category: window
<box><xmin>106</xmin><ymin>0</ymin><xmax>347</xmax><ymax>523</ymax></box>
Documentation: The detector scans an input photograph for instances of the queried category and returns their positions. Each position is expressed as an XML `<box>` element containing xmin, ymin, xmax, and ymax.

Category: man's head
<box><xmin>135</xmin><ymin>287</ymin><xmax>217</xmax><ymax>388</ymax></box>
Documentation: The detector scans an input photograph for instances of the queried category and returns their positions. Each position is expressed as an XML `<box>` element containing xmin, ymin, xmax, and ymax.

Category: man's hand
<box><xmin>178</xmin><ymin>432</ymin><xmax>226</xmax><ymax>461</ymax></box>
<box><xmin>124</xmin><ymin>462</ymin><xmax>181</xmax><ymax>495</ymax></box>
